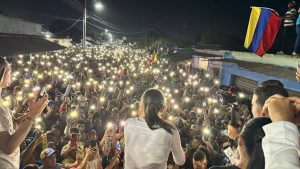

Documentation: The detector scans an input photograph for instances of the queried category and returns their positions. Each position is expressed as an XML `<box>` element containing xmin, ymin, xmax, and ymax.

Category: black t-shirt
<box><xmin>210</xmin><ymin>152</ymin><xmax>226</xmax><ymax>167</ymax></box>
<box><xmin>209</xmin><ymin>165</ymin><xmax>240</xmax><ymax>169</ymax></box>
<box><xmin>100</xmin><ymin>149</ymin><xmax>114</xmax><ymax>168</ymax></box>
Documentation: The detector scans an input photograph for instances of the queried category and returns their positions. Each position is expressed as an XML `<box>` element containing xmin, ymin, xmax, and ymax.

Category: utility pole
<box><xmin>152</xmin><ymin>29</ymin><xmax>154</xmax><ymax>45</ymax></box>
<box><xmin>83</xmin><ymin>0</ymin><xmax>87</xmax><ymax>52</ymax></box>
<box><xmin>144</xmin><ymin>31</ymin><xmax>147</xmax><ymax>48</ymax></box>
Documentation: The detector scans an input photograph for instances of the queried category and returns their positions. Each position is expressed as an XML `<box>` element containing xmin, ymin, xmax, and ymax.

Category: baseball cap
<box><xmin>88</xmin><ymin>129</ymin><xmax>97</xmax><ymax>134</ymax></box>
<box><xmin>23</xmin><ymin>164</ymin><xmax>39</xmax><ymax>169</ymax></box>
<box><xmin>40</xmin><ymin>148</ymin><xmax>57</xmax><ymax>159</ymax></box>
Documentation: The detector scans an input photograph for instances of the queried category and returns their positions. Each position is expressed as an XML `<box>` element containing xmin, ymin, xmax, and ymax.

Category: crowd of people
<box><xmin>0</xmin><ymin>42</ymin><xmax>298</xmax><ymax>169</ymax></box>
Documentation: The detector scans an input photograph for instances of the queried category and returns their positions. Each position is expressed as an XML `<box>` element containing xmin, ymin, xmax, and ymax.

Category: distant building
<box><xmin>0</xmin><ymin>14</ymin><xmax>42</xmax><ymax>36</ymax></box>
<box><xmin>177</xmin><ymin>49</ymin><xmax>300</xmax><ymax>96</ymax></box>
<box><xmin>46</xmin><ymin>37</ymin><xmax>73</xmax><ymax>48</ymax></box>
<box><xmin>0</xmin><ymin>14</ymin><xmax>64</xmax><ymax>56</ymax></box>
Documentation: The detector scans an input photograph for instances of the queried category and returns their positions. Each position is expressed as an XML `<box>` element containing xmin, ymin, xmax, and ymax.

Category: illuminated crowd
<box><xmin>1</xmin><ymin>42</ymin><xmax>298</xmax><ymax>169</ymax></box>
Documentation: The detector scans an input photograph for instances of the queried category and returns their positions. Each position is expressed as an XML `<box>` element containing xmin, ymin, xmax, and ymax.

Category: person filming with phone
<box><xmin>124</xmin><ymin>88</ymin><xmax>186</xmax><ymax>169</ymax></box>
<box><xmin>61</xmin><ymin>127</ymin><xmax>83</xmax><ymax>168</ymax></box>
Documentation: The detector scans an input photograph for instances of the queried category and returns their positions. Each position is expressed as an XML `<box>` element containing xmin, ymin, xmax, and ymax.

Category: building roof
<box><xmin>223</xmin><ymin>59</ymin><xmax>296</xmax><ymax>81</ymax></box>
<box><xmin>0</xmin><ymin>34</ymin><xmax>65</xmax><ymax>56</ymax></box>
<box><xmin>0</xmin><ymin>14</ymin><xmax>42</xmax><ymax>36</ymax></box>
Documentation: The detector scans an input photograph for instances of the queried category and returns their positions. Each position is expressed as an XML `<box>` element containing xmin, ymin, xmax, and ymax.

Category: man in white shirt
<box><xmin>251</xmin><ymin>83</ymin><xmax>289</xmax><ymax>118</ymax></box>
<box><xmin>229</xmin><ymin>80</ymin><xmax>292</xmax><ymax>166</ymax></box>
<box><xmin>261</xmin><ymin>94</ymin><xmax>300</xmax><ymax>169</ymax></box>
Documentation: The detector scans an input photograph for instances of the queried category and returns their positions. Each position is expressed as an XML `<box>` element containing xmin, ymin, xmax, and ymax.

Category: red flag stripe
<box><xmin>256</xmin><ymin>12</ymin><xmax>281</xmax><ymax>56</ymax></box>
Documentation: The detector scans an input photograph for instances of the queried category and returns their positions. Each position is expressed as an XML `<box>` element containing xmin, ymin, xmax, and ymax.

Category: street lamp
<box><xmin>83</xmin><ymin>0</ymin><xmax>104</xmax><ymax>51</ymax></box>
<box><xmin>95</xmin><ymin>2</ymin><xmax>104</xmax><ymax>11</ymax></box>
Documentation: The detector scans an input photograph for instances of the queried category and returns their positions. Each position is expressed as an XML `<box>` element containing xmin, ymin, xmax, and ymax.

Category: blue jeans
<box><xmin>294</xmin><ymin>24</ymin><xmax>300</xmax><ymax>53</ymax></box>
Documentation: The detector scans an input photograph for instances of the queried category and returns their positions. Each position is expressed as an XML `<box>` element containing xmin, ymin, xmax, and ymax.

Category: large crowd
<box><xmin>0</xmin><ymin>42</ymin><xmax>299</xmax><ymax>169</ymax></box>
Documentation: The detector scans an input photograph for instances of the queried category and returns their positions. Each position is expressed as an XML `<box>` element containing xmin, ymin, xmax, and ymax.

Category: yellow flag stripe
<box><xmin>153</xmin><ymin>53</ymin><xmax>157</xmax><ymax>62</ymax></box>
<box><xmin>244</xmin><ymin>7</ymin><xmax>261</xmax><ymax>48</ymax></box>
<box><xmin>152</xmin><ymin>50</ymin><xmax>158</xmax><ymax>63</ymax></box>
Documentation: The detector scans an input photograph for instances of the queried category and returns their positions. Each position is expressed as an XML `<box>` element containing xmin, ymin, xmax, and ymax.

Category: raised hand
<box><xmin>27</xmin><ymin>96</ymin><xmax>48</xmax><ymax>119</ymax></box>
<box><xmin>287</xmin><ymin>97</ymin><xmax>300</xmax><ymax>124</ymax></box>
<box><xmin>262</xmin><ymin>94</ymin><xmax>296</xmax><ymax>123</ymax></box>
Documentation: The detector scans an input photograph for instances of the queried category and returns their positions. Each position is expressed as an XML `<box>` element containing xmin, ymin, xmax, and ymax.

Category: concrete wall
<box><xmin>224</xmin><ymin>51</ymin><xmax>299</xmax><ymax>69</ymax></box>
<box><xmin>220</xmin><ymin>62</ymin><xmax>300</xmax><ymax>92</ymax></box>
<box><xmin>194</xmin><ymin>49</ymin><xmax>299</xmax><ymax>69</ymax></box>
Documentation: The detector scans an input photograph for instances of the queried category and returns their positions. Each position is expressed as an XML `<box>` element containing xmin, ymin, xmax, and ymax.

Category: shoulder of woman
<box><xmin>125</xmin><ymin>117</ymin><xmax>133</xmax><ymax>124</ymax></box>
<box><xmin>125</xmin><ymin>117</ymin><xmax>137</xmax><ymax>126</ymax></box>
<box><xmin>170</xmin><ymin>124</ymin><xmax>179</xmax><ymax>133</ymax></box>
<box><xmin>0</xmin><ymin>104</ymin><xmax>10</xmax><ymax>119</ymax></box>
<box><xmin>169</xmin><ymin>122</ymin><xmax>177</xmax><ymax>129</ymax></box>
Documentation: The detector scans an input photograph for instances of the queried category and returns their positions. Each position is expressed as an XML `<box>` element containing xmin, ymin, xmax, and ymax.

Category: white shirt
<box><xmin>262</xmin><ymin>121</ymin><xmax>300</xmax><ymax>169</ymax></box>
<box><xmin>0</xmin><ymin>101</ymin><xmax>20</xmax><ymax>169</ymax></box>
<box><xmin>124</xmin><ymin>117</ymin><xmax>185</xmax><ymax>169</ymax></box>
<box><xmin>87</xmin><ymin>158</ymin><xmax>101</xmax><ymax>169</ymax></box>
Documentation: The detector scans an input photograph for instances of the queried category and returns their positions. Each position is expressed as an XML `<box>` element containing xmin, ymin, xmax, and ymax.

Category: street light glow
<box><xmin>95</xmin><ymin>2</ymin><xmax>104</xmax><ymax>11</ymax></box>
<box><xmin>45</xmin><ymin>33</ymin><xmax>51</xmax><ymax>38</ymax></box>
<box><xmin>239</xmin><ymin>93</ymin><xmax>245</xmax><ymax>98</ymax></box>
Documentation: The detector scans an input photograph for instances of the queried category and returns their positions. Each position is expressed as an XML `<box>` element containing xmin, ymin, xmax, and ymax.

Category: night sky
<box><xmin>0</xmin><ymin>0</ymin><xmax>294</xmax><ymax>41</ymax></box>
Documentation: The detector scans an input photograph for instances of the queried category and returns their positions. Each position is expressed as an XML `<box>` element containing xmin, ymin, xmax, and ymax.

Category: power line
<box><xmin>88</xmin><ymin>15</ymin><xmax>125</xmax><ymax>31</ymax></box>
<box><xmin>70</xmin><ymin>0</ymin><xmax>123</xmax><ymax>30</ymax></box>
<box><xmin>87</xmin><ymin>21</ymin><xmax>154</xmax><ymax>36</ymax></box>
<box><xmin>63</xmin><ymin>0</ymin><xmax>141</xmax><ymax>32</ymax></box>
<box><xmin>64</xmin><ymin>0</ymin><xmax>83</xmax><ymax>12</ymax></box>
<box><xmin>52</xmin><ymin>17</ymin><xmax>82</xmax><ymax>35</ymax></box>
<box><xmin>68</xmin><ymin>0</ymin><xmax>124</xmax><ymax>31</ymax></box>
<box><xmin>65</xmin><ymin>0</ymin><xmax>82</xmax><ymax>11</ymax></box>
<box><xmin>21</xmin><ymin>0</ymin><xmax>157</xmax><ymax>37</ymax></box>
<box><xmin>25</xmin><ymin>9</ymin><xmax>155</xmax><ymax>36</ymax></box>
<box><xmin>29</xmin><ymin>10</ymin><xmax>82</xmax><ymax>21</ymax></box>
<box><xmin>68</xmin><ymin>0</ymin><xmax>81</xmax><ymax>7</ymax></box>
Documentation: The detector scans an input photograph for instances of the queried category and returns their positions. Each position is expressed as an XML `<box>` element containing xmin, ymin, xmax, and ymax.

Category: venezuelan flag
<box><xmin>244</xmin><ymin>7</ymin><xmax>281</xmax><ymax>57</ymax></box>
<box><xmin>152</xmin><ymin>50</ymin><xmax>158</xmax><ymax>63</ymax></box>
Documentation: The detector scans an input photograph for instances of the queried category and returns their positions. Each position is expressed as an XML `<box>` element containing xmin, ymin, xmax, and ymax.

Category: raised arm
<box><xmin>0</xmin><ymin>97</ymin><xmax>47</xmax><ymax>155</ymax></box>
<box><xmin>171</xmin><ymin>128</ymin><xmax>186</xmax><ymax>166</ymax></box>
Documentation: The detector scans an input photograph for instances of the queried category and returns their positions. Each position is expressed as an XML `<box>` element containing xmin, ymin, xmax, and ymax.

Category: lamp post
<box><xmin>83</xmin><ymin>0</ymin><xmax>104</xmax><ymax>51</ymax></box>
<box><xmin>83</xmin><ymin>0</ymin><xmax>87</xmax><ymax>51</ymax></box>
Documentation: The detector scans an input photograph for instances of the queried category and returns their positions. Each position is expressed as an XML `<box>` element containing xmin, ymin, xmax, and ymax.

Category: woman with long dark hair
<box><xmin>211</xmin><ymin>117</ymin><xmax>271</xmax><ymax>169</ymax></box>
<box><xmin>124</xmin><ymin>88</ymin><xmax>185</xmax><ymax>169</ymax></box>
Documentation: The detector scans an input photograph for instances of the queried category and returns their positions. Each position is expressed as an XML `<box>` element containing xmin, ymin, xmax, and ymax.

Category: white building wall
<box><xmin>0</xmin><ymin>15</ymin><xmax>42</xmax><ymax>36</ymax></box>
